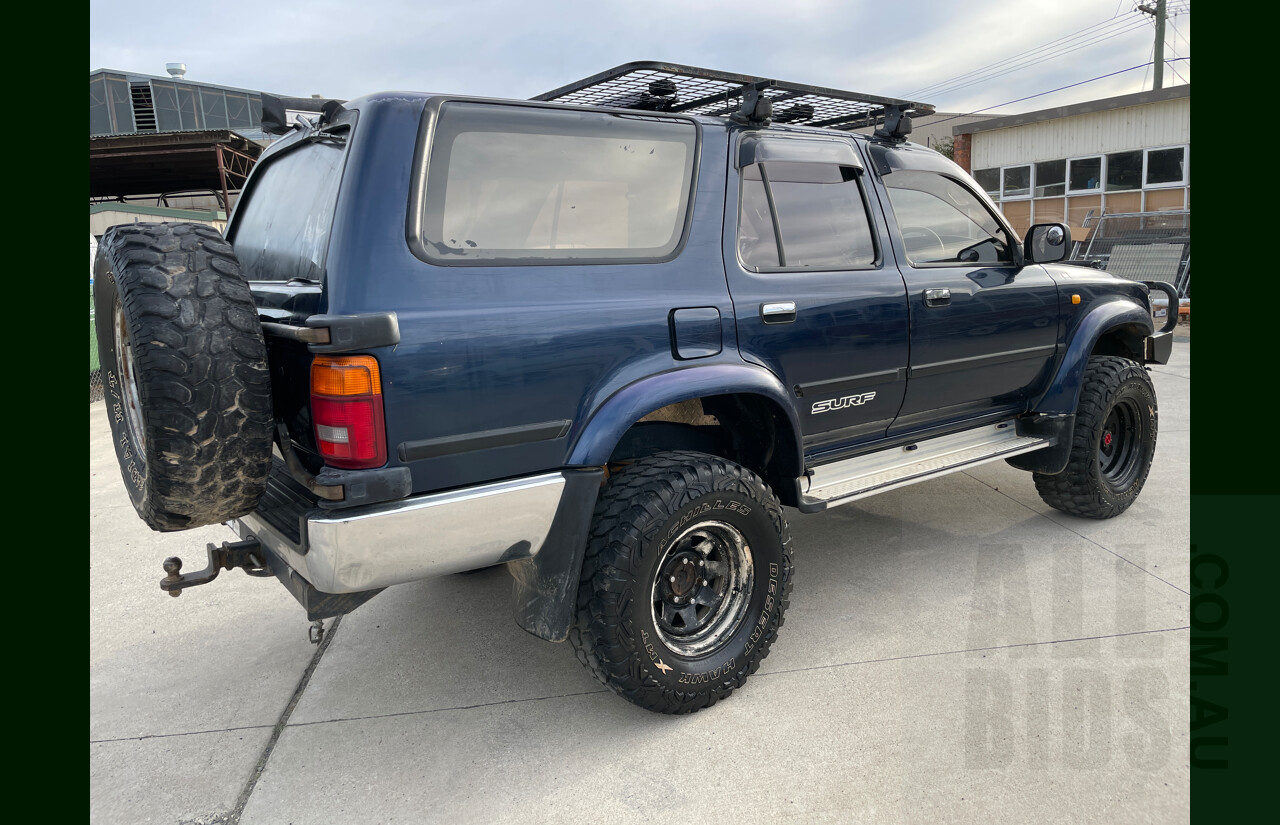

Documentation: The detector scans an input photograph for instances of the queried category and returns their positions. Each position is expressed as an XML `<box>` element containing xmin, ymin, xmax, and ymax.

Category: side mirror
<box><xmin>1024</xmin><ymin>223</ymin><xmax>1071</xmax><ymax>264</ymax></box>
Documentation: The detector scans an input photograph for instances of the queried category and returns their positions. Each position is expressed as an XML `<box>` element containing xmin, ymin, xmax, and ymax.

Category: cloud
<box><xmin>89</xmin><ymin>0</ymin><xmax>1188</xmax><ymax>114</ymax></box>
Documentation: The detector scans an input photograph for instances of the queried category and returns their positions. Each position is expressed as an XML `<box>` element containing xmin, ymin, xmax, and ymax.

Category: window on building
<box><xmin>1106</xmin><ymin>150</ymin><xmax>1142</xmax><ymax>191</ymax></box>
<box><xmin>1068</xmin><ymin>157</ymin><xmax>1102</xmax><ymax>192</ymax></box>
<box><xmin>199</xmin><ymin>88</ymin><xmax>230</xmax><ymax>130</ymax></box>
<box><xmin>884</xmin><ymin>171</ymin><xmax>1014</xmax><ymax>266</ymax></box>
<box><xmin>738</xmin><ymin>162</ymin><xmax>877</xmax><ymax>270</ymax></box>
<box><xmin>1146</xmin><ymin>147</ymin><xmax>1186</xmax><ymax>186</ymax></box>
<box><xmin>226</xmin><ymin>92</ymin><xmax>254</xmax><ymax>129</ymax></box>
<box><xmin>151</xmin><ymin>81</ymin><xmax>183</xmax><ymax>132</ymax></box>
<box><xmin>1002</xmin><ymin>165</ymin><xmax>1031</xmax><ymax>199</ymax></box>
<box><xmin>1034</xmin><ymin>160</ymin><xmax>1066</xmax><ymax>197</ymax></box>
<box><xmin>973</xmin><ymin>168</ymin><xmax>1000</xmax><ymax>198</ymax></box>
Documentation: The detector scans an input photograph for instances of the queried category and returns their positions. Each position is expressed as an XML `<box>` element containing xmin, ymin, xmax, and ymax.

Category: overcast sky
<box><xmin>89</xmin><ymin>0</ymin><xmax>1190</xmax><ymax>117</ymax></box>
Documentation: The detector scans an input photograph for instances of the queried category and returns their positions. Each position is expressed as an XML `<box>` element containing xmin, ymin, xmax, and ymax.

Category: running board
<box><xmin>799</xmin><ymin>420</ymin><xmax>1049</xmax><ymax>512</ymax></box>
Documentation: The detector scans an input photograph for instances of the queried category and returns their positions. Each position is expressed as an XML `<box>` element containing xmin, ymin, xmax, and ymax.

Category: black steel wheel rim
<box><xmin>651</xmin><ymin>520</ymin><xmax>754</xmax><ymax>657</ymax></box>
<box><xmin>1098</xmin><ymin>397</ymin><xmax>1144</xmax><ymax>489</ymax></box>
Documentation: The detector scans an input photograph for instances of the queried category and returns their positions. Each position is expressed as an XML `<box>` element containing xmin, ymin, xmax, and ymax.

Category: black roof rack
<box><xmin>531</xmin><ymin>61</ymin><xmax>934</xmax><ymax>133</ymax></box>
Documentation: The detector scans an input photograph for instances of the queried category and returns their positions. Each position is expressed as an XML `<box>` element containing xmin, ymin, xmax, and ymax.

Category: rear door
<box><xmin>723</xmin><ymin>133</ymin><xmax>910</xmax><ymax>452</ymax></box>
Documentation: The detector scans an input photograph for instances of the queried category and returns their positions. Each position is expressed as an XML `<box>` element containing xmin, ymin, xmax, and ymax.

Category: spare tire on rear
<box><xmin>93</xmin><ymin>223</ymin><xmax>274</xmax><ymax>532</ymax></box>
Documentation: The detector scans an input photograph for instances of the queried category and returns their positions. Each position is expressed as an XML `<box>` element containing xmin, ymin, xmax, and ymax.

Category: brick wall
<box><xmin>952</xmin><ymin>133</ymin><xmax>972</xmax><ymax>172</ymax></box>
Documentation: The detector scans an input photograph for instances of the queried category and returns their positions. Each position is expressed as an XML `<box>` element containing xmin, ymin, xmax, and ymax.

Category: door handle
<box><xmin>761</xmin><ymin>301</ymin><xmax>797</xmax><ymax>324</ymax></box>
<box><xmin>923</xmin><ymin>288</ymin><xmax>951</xmax><ymax>307</ymax></box>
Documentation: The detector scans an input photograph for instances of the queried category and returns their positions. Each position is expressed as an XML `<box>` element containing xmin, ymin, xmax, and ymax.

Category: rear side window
<box><xmin>416</xmin><ymin>102</ymin><xmax>697</xmax><ymax>264</ymax></box>
<box><xmin>231</xmin><ymin>138</ymin><xmax>349</xmax><ymax>282</ymax></box>
<box><xmin>738</xmin><ymin>161</ymin><xmax>878</xmax><ymax>270</ymax></box>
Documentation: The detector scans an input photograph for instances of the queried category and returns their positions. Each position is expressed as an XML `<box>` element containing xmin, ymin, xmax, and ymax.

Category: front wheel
<box><xmin>1033</xmin><ymin>356</ymin><xmax>1158</xmax><ymax>519</ymax></box>
<box><xmin>570</xmin><ymin>452</ymin><xmax>793</xmax><ymax>714</ymax></box>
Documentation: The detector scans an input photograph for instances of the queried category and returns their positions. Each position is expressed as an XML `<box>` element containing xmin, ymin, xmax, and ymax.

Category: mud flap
<box><xmin>1008</xmin><ymin>414</ymin><xmax>1077</xmax><ymax>475</ymax></box>
<box><xmin>508</xmin><ymin>468</ymin><xmax>605</xmax><ymax>642</ymax></box>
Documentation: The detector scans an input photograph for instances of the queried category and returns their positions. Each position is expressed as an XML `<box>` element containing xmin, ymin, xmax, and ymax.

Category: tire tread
<box><xmin>96</xmin><ymin>223</ymin><xmax>273</xmax><ymax>532</ymax></box>
<box><xmin>569</xmin><ymin>451</ymin><xmax>793</xmax><ymax>714</ymax></box>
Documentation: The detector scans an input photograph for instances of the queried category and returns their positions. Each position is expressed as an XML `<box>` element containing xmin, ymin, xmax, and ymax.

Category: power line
<box><xmin>924</xmin><ymin>57</ymin><xmax>1191</xmax><ymax>129</ymax></box>
<box><xmin>915</xmin><ymin>18</ymin><xmax>1151</xmax><ymax>102</ymax></box>
<box><xmin>903</xmin><ymin>14</ymin><xmax>1148</xmax><ymax>99</ymax></box>
<box><xmin>1141</xmin><ymin>31</ymin><xmax>1155</xmax><ymax>89</ymax></box>
<box><xmin>1168</xmin><ymin>13</ymin><xmax>1192</xmax><ymax>52</ymax></box>
<box><xmin>1162</xmin><ymin>14</ymin><xmax>1191</xmax><ymax>83</ymax></box>
<box><xmin>904</xmin><ymin>15</ymin><xmax>1142</xmax><ymax>99</ymax></box>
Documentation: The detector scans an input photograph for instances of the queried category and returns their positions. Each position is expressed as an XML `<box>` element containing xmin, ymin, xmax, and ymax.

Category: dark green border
<box><xmin>1190</xmin><ymin>496</ymin><xmax>1273</xmax><ymax>818</ymax></box>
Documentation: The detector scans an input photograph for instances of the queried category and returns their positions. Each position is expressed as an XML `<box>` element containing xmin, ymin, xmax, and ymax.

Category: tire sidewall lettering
<box><xmin>96</xmin><ymin>273</ymin><xmax>150</xmax><ymax>506</ymax></box>
<box><xmin>636</xmin><ymin>487</ymin><xmax>783</xmax><ymax>685</ymax></box>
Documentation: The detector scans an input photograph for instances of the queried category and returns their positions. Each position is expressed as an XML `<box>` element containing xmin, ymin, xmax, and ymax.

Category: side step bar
<box><xmin>799</xmin><ymin>420</ymin><xmax>1049</xmax><ymax>512</ymax></box>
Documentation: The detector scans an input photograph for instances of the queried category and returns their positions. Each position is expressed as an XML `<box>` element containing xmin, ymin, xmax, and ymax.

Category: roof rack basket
<box><xmin>532</xmin><ymin>61</ymin><xmax>934</xmax><ymax>134</ymax></box>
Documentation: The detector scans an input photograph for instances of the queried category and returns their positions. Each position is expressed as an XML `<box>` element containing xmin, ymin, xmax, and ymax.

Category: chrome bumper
<box><xmin>231</xmin><ymin>472</ymin><xmax>567</xmax><ymax>594</ymax></box>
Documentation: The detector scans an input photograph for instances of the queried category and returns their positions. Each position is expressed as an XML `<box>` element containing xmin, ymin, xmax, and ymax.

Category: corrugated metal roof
<box><xmin>970</xmin><ymin>96</ymin><xmax>1190</xmax><ymax>168</ymax></box>
<box><xmin>954</xmin><ymin>84</ymin><xmax>1190</xmax><ymax>137</ymax></box>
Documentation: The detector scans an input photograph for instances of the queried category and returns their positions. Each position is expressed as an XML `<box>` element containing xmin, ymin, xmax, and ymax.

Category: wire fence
<box><xmin>90</xmin><ymin>282</ymin><xmax>104</xmax><ymax>403</ymax></box>
<box><xmin>1073</xmin><ymin>209</ymin><xmax>1191</xmax><ymax>298</ymax></box>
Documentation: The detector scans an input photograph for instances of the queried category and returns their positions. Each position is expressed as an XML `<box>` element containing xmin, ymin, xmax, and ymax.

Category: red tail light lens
<box><xmin>311</xmin><ymin>355</ymin><xmax>387</xmax><ymax>469</ymax></box>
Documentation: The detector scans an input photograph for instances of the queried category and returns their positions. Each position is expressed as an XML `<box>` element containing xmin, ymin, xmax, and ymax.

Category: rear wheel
<box><xmin>1033</xmin><ymin>356</ymin><xmax>1157</xmax><ymax>519</ymax></box>
<box><xmin>570</xmin><ymin>451</ymin><xmax>793</xmax><ymax>714</ymax></box>
<box><xmin>93</xmin><ymin>223</ymin><xmax>274</xmax><ymax>532</ymax></box>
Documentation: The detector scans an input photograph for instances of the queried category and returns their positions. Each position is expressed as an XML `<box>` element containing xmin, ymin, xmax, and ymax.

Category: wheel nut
<box><xmin>699</xmin><ymin>560</ymin><xmax>705</xmax><ymax>567</ymax></box>
<box><xmin>701</xmin><ymin>579</ymin><xmax>708</xmax><ymax>587</ymax></box>
<box><xmin>669</xmin><ymin>575</ymin><xmax>676</xmax><ymax>583</ymax></box>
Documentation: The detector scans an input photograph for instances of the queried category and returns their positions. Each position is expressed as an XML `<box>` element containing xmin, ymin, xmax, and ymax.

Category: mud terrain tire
<box><xmin>93</xmin><ymin>223</ymin><xmax>273</xmax><ymax>532</ymax></box>
<box><xmin>570</xmin><ymin>451</ymin><xmax>793</xmax><ymax>714</ymax></box>
<box><xmin>1033</xmin><ymin>356</ymin><xmax>1157</xmax><ymax>519</ymax></box>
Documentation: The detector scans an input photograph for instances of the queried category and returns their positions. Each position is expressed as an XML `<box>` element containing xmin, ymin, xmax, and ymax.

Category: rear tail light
<box><xmin>310</xmin><ymin>355</ymin><xmax>387</xmax><ymax>469</ymax></box>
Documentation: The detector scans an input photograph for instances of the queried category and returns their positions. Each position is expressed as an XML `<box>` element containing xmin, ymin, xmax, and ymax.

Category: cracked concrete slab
<box><xmin>91</xmin><ymin>407</ymin><xmax>319</xmax><ymax>822</ymax></box>
<box><xmin>90</xmin><ymin>342</ymin><xmax>1190</xmax><ymax>824</ymax></box>
<box><xmin>239</xmin><ymin>630</ymin><xmax>1188</xmax><ymax>825</ymax></box>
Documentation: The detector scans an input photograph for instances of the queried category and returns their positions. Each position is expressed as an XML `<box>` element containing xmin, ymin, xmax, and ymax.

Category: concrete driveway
<box><xmin>91</xmin><ymin>343</ymin><xmax>1190</xmax><ymax>825</ymax></box>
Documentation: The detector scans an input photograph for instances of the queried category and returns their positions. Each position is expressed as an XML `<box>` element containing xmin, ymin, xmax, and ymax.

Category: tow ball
<box><xmin>160</xmin><ymin>538</ymin><xmax>273</xmax><ymax>597</ymax></box>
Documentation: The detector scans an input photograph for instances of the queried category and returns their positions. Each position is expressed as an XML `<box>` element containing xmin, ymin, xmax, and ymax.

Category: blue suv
<box><xmin>93</xmin><ymin>62</ymin><xmax>1176</xmax><ymax>714</ymax></box>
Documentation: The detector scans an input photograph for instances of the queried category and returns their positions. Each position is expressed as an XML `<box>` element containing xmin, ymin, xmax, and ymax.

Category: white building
<box><xmin>952</xmin><ymin>85</ymin><xmax>1190</xmax><ymax>240</ymax></box>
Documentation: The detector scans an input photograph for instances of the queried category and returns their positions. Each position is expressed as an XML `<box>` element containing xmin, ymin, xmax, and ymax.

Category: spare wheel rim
<box><xmin>113</xmin><ymin>297</ymin><xmax>147</xmax><ymax>462</ymax></box>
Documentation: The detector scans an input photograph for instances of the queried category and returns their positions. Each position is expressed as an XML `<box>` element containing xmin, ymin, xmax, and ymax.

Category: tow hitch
<box><xmin>160</xmin><ymin>539</ymin><xmax>273</xmax><ymax>597</ymax></box>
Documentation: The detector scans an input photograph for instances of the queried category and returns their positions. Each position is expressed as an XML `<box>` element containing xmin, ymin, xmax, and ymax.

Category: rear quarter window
<box><xmin>230</xmin><ymin>137</ymin><xmax>350</xmax><ymax>282</ymax></box>
<box><xmin>414</xmin><ymin>102</ymin><xmax>698</xmax><ymax>265</ymax></box>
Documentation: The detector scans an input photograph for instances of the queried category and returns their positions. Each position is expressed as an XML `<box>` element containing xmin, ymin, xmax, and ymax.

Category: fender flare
<box><xmin>1035</xmin><ymin>299</ymin><xmax>1153</xmax><ymax>414</ymax></box>
<box><xmin>567</xmin><ymin>362</ymin><xmax>803</xmax><ymax>475</ymax></box>
<box><xmin>515</xmin><ymin>363</ymin><xmax>802</xmax><ymax>643</ymax></box>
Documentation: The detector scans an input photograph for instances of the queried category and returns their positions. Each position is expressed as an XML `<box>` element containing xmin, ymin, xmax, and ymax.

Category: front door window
<box><xmin>883</xmin><ymin>170</ymin><xmax>1014</xmax><ymax>266</ymax></box>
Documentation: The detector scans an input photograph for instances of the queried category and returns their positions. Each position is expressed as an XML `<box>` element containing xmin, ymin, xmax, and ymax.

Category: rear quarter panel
<box><xmin>325</xmin><ymin>99</ymin><xmax>740</xmax><ymax>494</ymax></box>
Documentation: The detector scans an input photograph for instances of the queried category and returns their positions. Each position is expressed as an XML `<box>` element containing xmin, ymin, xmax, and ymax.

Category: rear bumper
<box><xmin>231</xmin><ymin>464</ymin><xmax>568</xmax><ymax>594</ymax></box>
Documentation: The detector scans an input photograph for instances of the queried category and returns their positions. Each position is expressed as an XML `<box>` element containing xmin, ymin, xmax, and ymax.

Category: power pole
<box><xmin>1138</xmin><ymin>0</ymin><xmax>1167</xmax><ymax>90</ymax></box>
